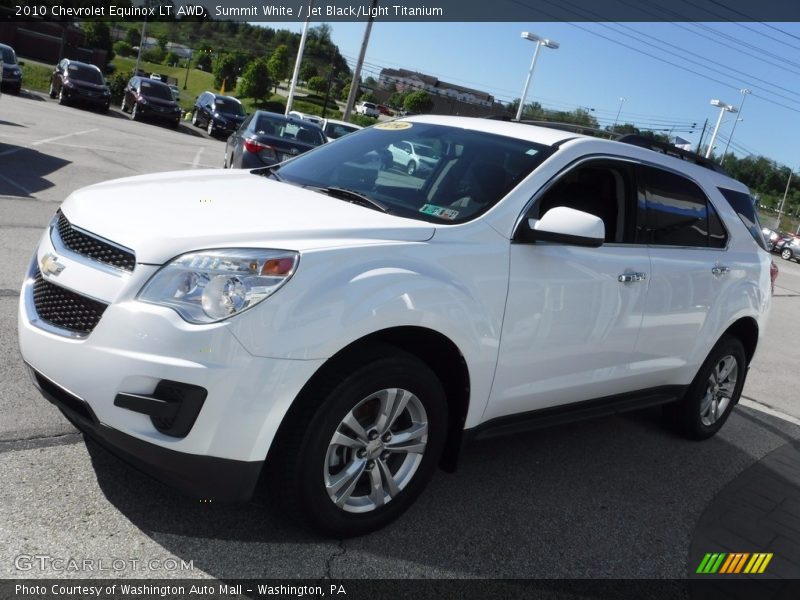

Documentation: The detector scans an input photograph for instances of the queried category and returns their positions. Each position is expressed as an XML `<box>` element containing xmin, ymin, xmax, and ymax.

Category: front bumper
<box><xmin>137</xmin><ymin>103</ymin><xmax>181</xmax><ymax>122</ymax></box>
<box><xmin>63</xmin><ymin>87</ymin><xmax>109</xmax><ymax>107</ymax></box>
<box><xmin>18</xmin><ymin>226</ymin><xmax>325</xmax><ymax>500</ymax></box>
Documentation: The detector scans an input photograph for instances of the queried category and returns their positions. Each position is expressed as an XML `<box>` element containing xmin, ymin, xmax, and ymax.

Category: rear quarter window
<box><xmin>717</xmin><ymin>187</ymin><xmax>768</xmax><ymax>251</ymax></box>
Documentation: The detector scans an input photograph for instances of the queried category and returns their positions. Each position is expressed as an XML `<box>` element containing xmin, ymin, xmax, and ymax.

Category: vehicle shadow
<box><xmin>0</xmin><ymin>119</ymin><xmax>25</xmax><ymax>127</ymax></box>
<box><xmin>19</xmin><ymin>90</ymin><xmax>46</xmax><ymax>102</ymax></box>
<box><xmin>85</xmin><ymin>405</ymin><xmax>800</xmax><ymax>579</ymax></box>
<box><xmin>0</xmin><ymin>145</ymin><xmax>70</xmax><ymax>197</ymax></box>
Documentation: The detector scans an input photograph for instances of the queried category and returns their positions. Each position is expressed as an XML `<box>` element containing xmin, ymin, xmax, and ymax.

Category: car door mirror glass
<box><xmin>526</xmin><ymin>206</ymin><xmax>605</xmax><ymax>247</ymax></box>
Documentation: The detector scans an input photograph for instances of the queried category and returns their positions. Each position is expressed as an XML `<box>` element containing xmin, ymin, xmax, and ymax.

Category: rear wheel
<box><xmin>121</xmin><ymin>97</ymin><xmax>128</xmax><ymax>112</ymax></box>
<box><xmin>269</xmin><ymin>346</ymin><xmax>447</xmax><ymax>537</ymax></box>
<box><xmin>57</xmin><ymin>87</ymin><xmax>67</xmax><ymax>105</ymax></box>
<box><xmin>665</xmin><ymin>334</ymin><xmax>746</xmax><ymax>440</ymax></box>
<box><xmin>406</xmin><ymin>161</ymin><xmax>417</xmax><ymax>176</ymax></box>
<box><xmin>207</xmin><ymin>120</ymin><xmax>215</xmax><ymax>136</ymax></box>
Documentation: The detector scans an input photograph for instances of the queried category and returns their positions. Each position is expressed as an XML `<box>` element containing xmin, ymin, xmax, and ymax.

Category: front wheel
<box><xmin>665</xmin><ymin>334</ymin><xmax>746</xmax><ymax>440</ymax></box>
<box><xmin>48</xmin><ymin>82</ymin><xmax>56</xmax><ymax>99</ymax></box>
<box><xmin>781</xmin><ymin>248</ymin><xmax>793</xmax><ymax>261</ymax></box>
<box><xmin>207</xmin><ymin>119</ymin><xmax>215</xmax><ymax>136</ymax></box>
<box><xmin>131</xmin><ymin>103</ymin><xmax>140</xmax><ymax>121</ymax></box>
<box><xmin>57</xmin><ymin>87</ymin><xmax>67</xmax><ymax>105</ymax></box>
<box><xmin>270</xmin><ymin>346</ymin><xmax>447</xmax><ymax>537</ymax></box>
<box><xmin>406</xmin><ymin>161</ymin><xmax>417</xmax><ymax>176</ymax></box>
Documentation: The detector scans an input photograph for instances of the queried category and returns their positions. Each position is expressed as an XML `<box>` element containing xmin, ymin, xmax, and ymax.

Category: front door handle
<box><xmin>711</xmin><ymin>265</ymin><xmax>731</xmax><ymax>277</ymax></box>
<box><xmin>618</xmin><ymin>272</ymin><xmax>647</xmax><ymax>283</ymax></box>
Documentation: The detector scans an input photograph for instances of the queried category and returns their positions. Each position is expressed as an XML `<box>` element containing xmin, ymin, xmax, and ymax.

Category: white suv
<box><xmin>18</xmin><ymin>116</ymin><xmax>771</xmax><ymax>537</ymax></box>
<box><xmin>355</xmin><ymin>101</ymin><xmax>379</xmax><ymax>118</ymax></box>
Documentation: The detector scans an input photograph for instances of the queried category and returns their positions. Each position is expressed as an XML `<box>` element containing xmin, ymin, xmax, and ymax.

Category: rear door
<box><xmin>632</xmin><ymin>165</ymin><xmax>731</xmax><ymax>385</ymax></box>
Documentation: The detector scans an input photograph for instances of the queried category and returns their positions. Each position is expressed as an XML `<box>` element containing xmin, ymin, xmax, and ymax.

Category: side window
<box><xmin>717</xmin><ymin>187</ymin><xmax>767</xmax><ymax>251</ymax></box>
<box><xmin>535</xmin><ymin>161</ymin><xmax>636</xmax><ymax>244</ymax></box>
<box><xmin>641</xmin><ymin>166</ymin><xmax>724</xmax><ymax>248</ymax></box>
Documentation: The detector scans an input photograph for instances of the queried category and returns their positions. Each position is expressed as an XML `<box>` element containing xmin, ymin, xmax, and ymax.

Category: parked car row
<box><xmin>763</xmin><ymin>227</ymin><xmax>800</xmax><ymax>262</ymax></box>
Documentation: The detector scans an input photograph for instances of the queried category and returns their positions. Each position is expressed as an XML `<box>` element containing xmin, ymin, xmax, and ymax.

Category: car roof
<box><xmin>65</xmin><ymin>59</ymin><xmax>100</xmax><ymax>71</ymax></box>
<box><xmin>404</xmin><ymin>115</ymin><xmax>748</xmax><ymax>190</ymax></box>
<box><xmin>212</xmin><ymin>93</ymin><xmax>241</xmax><ymax>102</ymax></box>
<box><xmin>323</xmin><ymin>118</ymin><xmax>363</xmax><ymax>128</ymax></box>
<box><xmin>255</xmin><ymin>110</ymin><xmax>323</xmax><ymax>129</ymax></box>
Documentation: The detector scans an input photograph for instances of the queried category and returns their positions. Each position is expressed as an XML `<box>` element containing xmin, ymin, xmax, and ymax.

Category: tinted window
<box><xmin>1</xmin><ymin>47</ymin><xmax>16</xmax><ymax>64</ymax></box>
<box><xmin>67</xmin><ymin>63</ymin><xmax>104</xmax><ymax>85</ymax></box>
<box><xmin>717</xmin><ymin>187</ymin><xmax>768</xmax><ymax>251</ymax></box>
<box><xmin>275</xmin><ymin>122</ymin><xmax>552</xmax><ymax>224</ymax></box>
<box><xmin>214</xmin><ymin>97</ymin><xmax>243</xmax><ymax>115</ymax></box>
<box><xmin>252</xmin><ymin>113</ymin><xmax>324</xmax><ymax>145</ymax></box>
<box><xmin>708</xmin><ymin>202</ymin><xmax>727</xmax><ymax>248</ymax></box>
<box><xmin>324</xmin><ymin>123</ymin><xmax>359</xmax><ymax>139</ymax></box>
<box><xmin>643</xmin><ymin>167</ymin><xmax>713</xmax><ymax>247</ymax></box>
<box><xmin>139</xmin><ymin>80</ymin><xmax>173</xmax><ymax>100</ymax></box>
<box><xmin>536</xmin><ymin>161</ymin><xmax>635</xmax><ymax>243</ymax></box>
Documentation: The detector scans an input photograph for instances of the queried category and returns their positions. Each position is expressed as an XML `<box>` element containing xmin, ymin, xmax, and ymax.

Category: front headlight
<box><xmin>138</xmin><ymin>249</ymin><xmax>298</xmax><ymax>324</ymax></box>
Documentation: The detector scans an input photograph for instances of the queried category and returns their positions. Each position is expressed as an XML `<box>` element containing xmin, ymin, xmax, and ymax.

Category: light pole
<box><xmin>515</xmin><ymin>32</ymin><xmax>559</xmax><ymax>121</ymax></box>
<box><xmin>705</xmin><ymin>99</ymin><xmax>737</xmax><ymax>159</ymax></box>
<box><xmin>720</xmin><ymin>88</ymin><xmax>750</xmax><ymax>164</ymax></box>
<box><xmin>183</xmin><ymin>49</ymin><xmax>192</xmax><ymax>90</ymax></box>
<box><xmin>611</xmin><ymin>97</ymin><xmax>625</xmax><ymax>133</ymax></box>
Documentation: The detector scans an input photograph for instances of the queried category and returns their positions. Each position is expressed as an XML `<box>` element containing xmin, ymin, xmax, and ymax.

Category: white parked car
<box><xmin>320</xmin><ymin>117</ymin><xmax>363</xmax><ymax>143</ymax></box>
<box><xmin>387</xmin><ymin>139</ymin><xmax>440</xmax><ymax>175</ymax></box>
<box><xmin>288</xmin><ymin>110</ymin><xmax>323</xmax><ymax>126</ymax></box>
<box><xmin>354</xmin><ymin>101</ymin><xmax>379</xmax><ymax>117</ymax></box>
<box><xmin>19</xmin><ymin>116</ymin><xmax>771</xmax><ymax>537</ymax></box>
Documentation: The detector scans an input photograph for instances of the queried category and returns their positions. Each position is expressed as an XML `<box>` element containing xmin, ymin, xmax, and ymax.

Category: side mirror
<box><xmin>525</xmin><ymin>206</ymin><xmax>605</xmax><ymax>247</ymax></box>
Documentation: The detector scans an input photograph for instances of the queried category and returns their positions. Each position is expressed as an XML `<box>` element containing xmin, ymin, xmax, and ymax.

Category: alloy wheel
<box><xmin>699</xmin><ymin>355</ymin><xmax>738</xmax><ymax>427</ymax></box>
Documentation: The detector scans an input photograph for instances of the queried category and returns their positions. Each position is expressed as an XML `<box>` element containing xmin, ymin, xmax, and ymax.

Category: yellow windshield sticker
<box><xmin>374</xmin><ymin>121</ymin><xmax>413</xmax><ymax>130</ymax></box>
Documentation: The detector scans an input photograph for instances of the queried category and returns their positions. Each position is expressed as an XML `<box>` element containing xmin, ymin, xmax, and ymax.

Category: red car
<box><xmin>378</xmin><ymin>104</ymin><xmax>394</xmax><ymax>116</ymax></box>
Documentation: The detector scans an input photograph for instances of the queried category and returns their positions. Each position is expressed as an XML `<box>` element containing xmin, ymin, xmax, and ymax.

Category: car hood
<box><xmin>59</xmin><ymin>169</ymin><xmax>435</xmax><ymax>264</ymax></box>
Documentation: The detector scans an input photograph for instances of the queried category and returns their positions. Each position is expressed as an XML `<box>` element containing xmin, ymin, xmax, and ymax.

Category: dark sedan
<box><xmin>223</xmin><ymin>111</ymin><xmax>326</xmax><ymax>169</ymax></box>
<box><xmin>121</xmin><ymin>76</ymin><xmax>182</xmax><ymax>128</ymax></box>
<box><xmin>49</xmin><ymin>59</ymin><xmax>110</xmax><ymax>111</ymax></box>
<box><xmin>1</xmin><ymin>43</ymin><xmax>22</xmax><ymax>94</ymax></box>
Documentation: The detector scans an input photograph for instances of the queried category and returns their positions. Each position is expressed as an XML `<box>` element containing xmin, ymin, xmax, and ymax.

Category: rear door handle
<box><xmin>618</xmin><ymin>272</ymin><xmax>647</xmax><ymax>283</ymax></box>
<box><xmin>711</xmin><ymin>266</ymin><xmax>731</xmax><ymax>276</ymax></box>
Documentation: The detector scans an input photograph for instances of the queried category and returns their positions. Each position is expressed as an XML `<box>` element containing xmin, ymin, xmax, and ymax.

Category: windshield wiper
<box><xmin>310</xmin><ymin>186</ymin><xmax>389</xmax><ymax>213</ymax></box>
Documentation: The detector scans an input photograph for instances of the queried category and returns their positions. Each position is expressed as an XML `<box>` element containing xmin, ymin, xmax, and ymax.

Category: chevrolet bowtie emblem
<box><xmin>41</xmin><ymin>253</ymin><xmax>65</xmax><ymax>277</ymax></box>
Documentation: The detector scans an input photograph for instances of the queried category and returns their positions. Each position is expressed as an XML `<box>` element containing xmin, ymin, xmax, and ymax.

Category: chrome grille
<box><xmin>56</xmin><ymin>211</ymin><xmax>136</xmax><ymax>272</ymax></box>
<box><xmin>32</xmin><ymin>269</ymin><xmax>108</xmax><ymax>335</ymax></box>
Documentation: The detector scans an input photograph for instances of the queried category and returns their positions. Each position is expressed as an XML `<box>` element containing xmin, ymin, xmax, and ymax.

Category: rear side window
<box><xmin>640</xmin><ymin>166</ymin><xmax>726</xmax><ymax>248</ymax></box>
<box><xmin>717</xmin><ymin>187</ymin><xmax>768</xmax><ymax>251</ymax></box>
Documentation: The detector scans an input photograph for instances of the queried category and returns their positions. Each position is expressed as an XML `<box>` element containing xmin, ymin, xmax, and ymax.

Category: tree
<box><xmin>113</xmin><ymin>41</ymin><xmax>133</xmax><ymax>58</ymax></box>
<box><xmin>389</xmin><ymin>91</ymin><xmax>408</xmax><ymax>109</ymax></box>
<box><xmin>267</xmin><ymin>45</ymin><xmax>290</xmax><ymax>92</ymax></box>
<box><xmin>213</xmin><ymin>53</ymin><xmax>239</xmax><ymax>90</ymax></box>
<box><xmin>195</xmin><ymin>47</ymin><xmax>213</xmax><ymax>72</ymax></box>
<box><xmin>165</xmin><ymin>51</ymin><xmax>180</xmax><ymax>66</ymax></box>
<box><xmin>84</xmin><ymin>22</ymin><xmax>114</xmax><ymax>62</ymax></box>
<box><xmin>238</xmin><ymin>58</ymin><xmax>272</xmax><ymax>102</ymax></box>
<box><xmin>142</xmin><ymin>46</ymin><xmax>165</xmax><ymax>64</ymax></box>
<box><xmin>403</xmin><ymin>90</ymin><xmax>434</xmax><ymax>114</ymax></box>
<box><xmin>360</xmin><ymin>90</ymin><xmax>377</xmax><ymax>104</ymax></box>
<box><xmin>300</xmin><ymin>62</ymin><xmax>317</xmax><ymax>83</ymax></box>
<box><xmin>125</xmin><ymin>27</ymin><xmax>139</xmax><ymax>47</ymax></box>
<box><xmin>307</xmin><ymin>76</ymin><xmax>327</xmax><ymax>94</ymax></box>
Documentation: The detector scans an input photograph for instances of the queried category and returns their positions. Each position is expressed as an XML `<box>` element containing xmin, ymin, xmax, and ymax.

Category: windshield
<box><xmin>139</xmin><ymin>80</ymin><xmax>173</xmax><ymax>100</ymax></box>
<box><xmin>67</xmin><ymin>63</ymin><xmax>104</xmax><ymax>84</ymax></box>
<box><xmin>215</xmin><ymin>97</ymin><xmax>244</xmax><ymax>115</ymax></box>
<box><xmin>1</xmin><ymin>47</ymin><xmax>16</xmax><ymax>65</ymax></box>
<box><xmin>274</xmin><ymin>122</ymin><xmax>553</xmax><ymax>223</ymax></box>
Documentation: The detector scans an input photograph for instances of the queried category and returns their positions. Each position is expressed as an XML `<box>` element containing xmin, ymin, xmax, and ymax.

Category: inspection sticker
<box><xmin>419</xmin><ymin>204</ymin><xmax>459</xmax><ymax>220</ymax></box>
<box><xmin>374</xmin><ymin>121</ymin><xmax>413</xmax><ymax>130</ymax></box>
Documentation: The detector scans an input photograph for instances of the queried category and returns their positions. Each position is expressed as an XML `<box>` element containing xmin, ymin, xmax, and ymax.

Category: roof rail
<box><xmin>483</xmin><ymin>115</ymin><xmax>728</xmax><ymax>175</ymax></box>
<box><xmin>615</xmin><ymin>134</ymin><xmax>728</xmax><ymax>174</ymax></box>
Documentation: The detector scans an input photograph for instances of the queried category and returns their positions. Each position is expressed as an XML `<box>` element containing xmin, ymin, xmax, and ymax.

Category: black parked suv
<box><xmin>192</xmin><ymin>91</ymin><xmax>246</xmax><ymax>137</ymax></box>
<box><xmin>0</xmin><ymin>43</ymin><xmax>22</xmax><ymax>94</ymax></box>
<box><xmin>49</xmin><ymin>59</ymin><xmax>110</xmax><ymax>111</ymax></box>
<box><xmin>121</xmin><ymin>76</ymin><xmax>182</xmax><ymax>128</ymax></box>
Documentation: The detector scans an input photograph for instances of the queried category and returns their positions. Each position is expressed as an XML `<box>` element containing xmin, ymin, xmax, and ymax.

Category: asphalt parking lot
<box><xmin>2</xmin><ymin>92</ymin><xmax>800</xmax><ymax>583</ymax></box>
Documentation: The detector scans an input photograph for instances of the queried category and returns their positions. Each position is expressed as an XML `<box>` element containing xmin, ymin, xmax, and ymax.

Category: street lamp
<box><xmin>720</xmin><ymin>88</ymin><xmax>750</xmax><ymax>164</ymax></box>
<box><xmin>611</xmin><ymin>97</ymin><xmax>625</xmax><ymax>133</ymax></box>
<box><xmin>705</xmin><ymin>99</ymin><xmax>737</xmax><ymax>159</ymax></box>
<box><xmin>775</xmin><ymin>167</ymin><xmax>794</xmax><ymax>230</ymax></box>
<box><xmin>515</xmin><ymin>32</ymin><xmax>559</xmax><ymax>121</ymax></box>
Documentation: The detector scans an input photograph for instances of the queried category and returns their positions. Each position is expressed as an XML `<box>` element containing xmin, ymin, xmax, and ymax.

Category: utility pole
<box><xmin>285</xmin><ymin>2</ymin><xmax>313</xmax><ymax>116</ymax></box>
<box><xmin>183</xmin><ymin>49</ymin><xmax>192</xmax><ymax>90</ymax></box>
<box><xmin>774</xmin><ymin>168</ymin><xmax>793</xmax><ymax>230</ymax></box>
<box><xmin>343</xmin><ymin>0</ymin><xmax>378</xmax><ymax>122</ymax></box>
<box><xmin>720</xmin><ymin>88</ymin><xmax>750</xmax><ymax>164</ymax></box>
<box><xmin>695</xmin><ymin>118</ymin><xmax>708</xmax><ymax>154</ymax></box>
<box><xmin>134</xmin><ymin>17</ymin><xmax>147</xmax><ymax>76</ymax></box>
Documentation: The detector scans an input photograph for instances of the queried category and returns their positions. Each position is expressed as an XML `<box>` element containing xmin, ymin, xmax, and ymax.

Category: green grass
<box><xmin>111</xmin><ymin>56</ymin><xmax>215</xmax><ymax>111</ymax></box>
<box><xmin>20</xmin><ymin>61</ymin><xmax>52</xmax><ymax>93</ymax></box>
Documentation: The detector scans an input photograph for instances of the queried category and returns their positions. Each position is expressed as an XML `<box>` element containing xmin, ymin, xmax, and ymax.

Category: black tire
<box><xmin>48</xmin><ymin>82</ymin><xmax>56</xmax><ymax>99</ymax></box>
<box><xmin>131</xmin><ymin>103</ymin><xmax>140</xmax><ymax>121</ymax></box>
<box><xmin>57</xmin><ymin>87</ymin><xmax>67</xmax><ymax>105</ymax></box>
<box><xmin>268</xmin><ymin>345</ymin><xmax>447</xmax><ymax>537</ymax></box>
<box><xmin>781</xmin><ymin>248</ymin><xmax>793</xmax><ymax>261</ymax></box>
<box><xmin>10</xmin><ymin>84</ymin><xmax>21</xmax><ymax>95</ymax></box>
<box><xmin>121</xmin><ymin>97</ymin><xmax>128</xmax><ymax>112</ymax></box>
<box><xmin>191</xmin><ymin>110</ymin><xmax>199</xmax><ymax>127</ymax></box>
<box><xmin>406</xmin><ymin>161</ymin><xmax>417</xmax><ymax>176</ymax></box>
<box><xmin>207</xmin><ymin>119</ymin><xmax>215</xmax><ymax>137</ymax></box>
<box><xmin>665</xmin><ymin>334</ymin><xmax>746</xmax><ymax>440</ymax></box>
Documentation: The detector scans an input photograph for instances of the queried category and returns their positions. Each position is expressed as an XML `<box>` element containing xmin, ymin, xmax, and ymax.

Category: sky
<box><xmin>259</xmin><ymin>21</ymin><xmax>800</xmax><ymax>169</ymax></box>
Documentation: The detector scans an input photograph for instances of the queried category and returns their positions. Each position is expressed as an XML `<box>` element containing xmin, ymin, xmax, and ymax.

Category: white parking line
<box><xmin>0</xmin><ymin>128</ymin><xmax>99</xmax><ymax>158</ymax></box>
<box><xmin>190</xmin><ymin>147</ymin><xmax>204</xmax><ymax>169</ymax></box>
<box><xmin>0</xmin><ymin>172</ymin><xmax>32</xmax><ymax>196</ymax></box>
<box><xmin>740</xmin><ymin>397</ymin><xmax>800</xmax><ymax>427</ymax></box>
